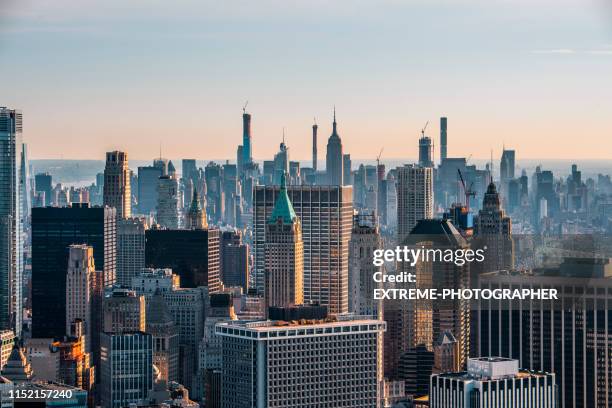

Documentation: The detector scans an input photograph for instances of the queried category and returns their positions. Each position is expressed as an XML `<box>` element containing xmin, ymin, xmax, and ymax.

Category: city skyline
<box><xmin>1</xmin><ymin>0</ymin><xmax>612</xmax><ymax>160</ymax></box>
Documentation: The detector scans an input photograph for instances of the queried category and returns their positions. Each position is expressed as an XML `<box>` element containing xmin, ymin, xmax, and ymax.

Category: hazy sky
<box><xmin>1</xmin><ymin>0</ymin><xmax>612</xmax><ymax>161</ymax></box>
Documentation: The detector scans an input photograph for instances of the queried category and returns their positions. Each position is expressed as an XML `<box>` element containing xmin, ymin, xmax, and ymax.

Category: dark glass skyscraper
<box><xmin>242</xmin><ymin>109</ymin><xmax>252</xmax><ymax>166</ymax></box>
<box><xmin>31</xmin><ymin>204</ymin><xmax>116</xmax><ymax>339</ymax></box>
<box><xmin>145</xmin><ymin>228</ymin><xmax>221</xmax><ymax>292</ymax></box>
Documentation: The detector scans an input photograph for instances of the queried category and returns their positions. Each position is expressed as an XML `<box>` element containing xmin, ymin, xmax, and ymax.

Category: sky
<box><xmin>1</xmin><ymin>0</ymin><xmax>612</xmax><ymax>161</ymax></box>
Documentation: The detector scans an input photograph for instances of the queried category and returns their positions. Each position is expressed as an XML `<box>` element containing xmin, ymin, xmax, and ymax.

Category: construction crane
<box><xmin>457</xmin><ymin>169</ymin><xmax>476</xmax><ymax>211</ymax></box>
<box><xmin>376</xmin><ymin>148</ymin><xmax>384</xmax><ymax>167</ymax></box>
<box><xmin>421</xmin><ymin>121</ymin><xmax>429</xmax><ymax>137</ymax></box>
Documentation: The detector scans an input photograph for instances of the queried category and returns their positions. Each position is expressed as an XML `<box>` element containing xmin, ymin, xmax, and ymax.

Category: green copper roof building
<box><xmin>268</xmin><ymin>172</ymin><xmax>297</xmax><ymax>225</ymax></box>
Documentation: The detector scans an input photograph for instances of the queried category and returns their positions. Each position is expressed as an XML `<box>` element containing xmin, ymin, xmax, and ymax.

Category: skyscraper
<box><xmin>396</xmin><ymin>164</ymin><xmax>434</xmax><ymax>243</ymax></box>
<box><xmin>146</xmin><ymin>291</ymin><xmax>179</xmax><ymax>383</ymax></box>
<box><xmin>0</xmin><ymin>107</ymin><xmax>23</xmax><ymax>337</ymax></box>
<box><xmin>312</xmin><ymin>120</ymin><xmax>318</xmax><ymax>171</ymax></box>
<box><xmin>418</xmin><ymin>134</ymin><xmax>434</xmax><ymax>168</ymax></box>
<box><xmin>185</xmin><ymin>189</ymin><xmax>208</xmax><ymax>229</ymax></box>
<box><xmin>430</xmin><ymin>358</ymin><xmax>556</xmax><ymax>408</ymax></box>
<box><xmin>473</xmin><ymin>182</ymin><xmax>514</xmax><ymax>274</ymax></box>
<box><xmin>32</xmin><ymin>204</ymin><xmax>116</xmax><ymax>339</ymax></box>
<box><xmin>117</xmin><ymin>217</ymin><xmax>146</xmax><ymax>287</ymax></box>
<box><xmin>34</xmin><ymin>172</ymin><xmax>53</xmax><ymax>207</ymax></box>
<box><xmin>145</xmin><ymin>228</ymin><xmax>221</xmax><ymax>291</ymax></box>
<box><xmin>500</xmin><ymin>148</ymin><xmax>516</xmax><ymax>183</ymax></box>
<box><xmin>440</xmin><ymin>117</ymin><xmax>447</xmax><ymax>163</ymax></box>
<box><xmin>163</xmin><ymin>287</ymin><xmax>206</xmax><ymax>393</ymax></box>
<box><xmin>242</xmin><ymin>108</ymin><xmax>252</xmax><ymax>166</ymax></box>
<box><xmin>103</xmin><ymin>288</ymin><xmax>145</xmax><ymax>333</ymax></box>
<box><xmin>65</xmin><ymin>245</ymin><xmax>96</xmax><ymax>351</ymax></box>
<box><xmin>103</xmin><ymin>151</ymin><xmax>131</xmax><ymax>219</ymax></box>
<box><xmin>137</xmin><ymin>164</ymin><xmax>163</xmax><ymax>215</ymax></box>
<box><xmin>326</xmin><ymin>109</ymin><xmax>344</xmax><ymax>186</ymax></box>
<box><xmin>254</xmin><ymin>184</ymin><xmax>353</xmax><ymax>314</ymax></box>
<box><xmin>100</xmin><ymin>331</ymin><xmax>153</xmax><ymax>408</ymax></box>
<box><xmin>478</xmin><ymin>265</ymin><xmax>612</xmax><ymax>408</ymax></box>
<box><xmin>220</xmin><ymin>230</ymin><xmax>248</xmax><ymax>292</ymax></box>
<box><xmin>157</xmin><ymin>175</ymin><xmax>180</xmax><ymax>229</ymax></box>
<box><xmin>348</xmin><ymin>213</ymin><xmax>382</xmax><ymax>317</ymax></box>
<box><xmin>217</xmin><ymin>313</ymin><xmax>385</xmax><ymax>408</ymax></box>
<box><xmin>265</xmin><ymin>173</ymin><xmax>304</xmax><ymax>309</ymax></box>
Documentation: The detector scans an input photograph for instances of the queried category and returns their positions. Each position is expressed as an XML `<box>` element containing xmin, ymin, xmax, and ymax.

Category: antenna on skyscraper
<box><xmin>243</xmin><ymin>100</ymin><xmax>249</xmax><ymax>114</ymax></box>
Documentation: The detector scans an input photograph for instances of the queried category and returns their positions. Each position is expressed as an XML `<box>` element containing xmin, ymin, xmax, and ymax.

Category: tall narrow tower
<box><xmin>312</xmin><ymin>119</ymin><xmax>318</xmax><ymax>171</ymax></box>
<box><xmin>242</xmin><ymin>106</ymin><xmax>252</xmax><ymax>166</ymax></box>
<box><xmin>440</xmin><ymin>117</ymin><xmax>447</xmax><ymax>163</ymax></box>
<box><xmin>265</xmin><ymin>173</ymin><xmax>304</xmax><ymax>310</ymax></box>
<box><xmin>66</xmin><ymin>244</ymin><xmax>96</xmax><ymax>351</ymax></box>
<box><xmin>326</xmin><ymin>108</ymin><xmax>344</xmax><ymax>186</ymax></box>
<box><xmin>103</xmin><ymin>151</ymin><xmax>131</xmax><ymax>219</ymax></box>
<box><xmin>0</xmin><ymin>107</ymin><xmax>23</xmax><ymax>337</ymax></box>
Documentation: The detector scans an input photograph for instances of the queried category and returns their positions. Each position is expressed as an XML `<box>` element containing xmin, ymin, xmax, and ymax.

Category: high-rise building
<box><xmin>242</xmin><ymin>108</ymin><xmax>252</xmax><ymax>166</ymax></box>
<box><xmin>65</xmin><ymin>245</ymin><xmax>96</xmax><ymax>351</ymax></box>
<box><xmin>157</xmin><ymin>175</ymin><xmax>180</xmax><ymax>229</ymax></box>
<box><xmin>418</xmin><ymin>133</ymin><xmax>434</xmax><ymax>168</ymax></box>
<box><xmin>220</xmin><ymin>230</ymin><xmax>248</xmax><ymax>292</ymax></box>
<box><xmin>0</xmin><ymin>107</ymin><xmax>23</xmax><ymax>337</ymax></box>
<box><xmin>254</xmin><ymin>184</ymin><xmax>353</xmax><ymax>314</ymax></box>
<box><xmin>103</xmin><ymin>151</ymin><xmax>131</xmax><ymax>219</ymax></box>
<box><xmin>145</xmin><ymin>228</ymin><xmax>221</xmax><ymax>291</ymax></box>
<box><xmin>478</xmin><ymin>265</ymin><xmax>612</xmax><ymax>408</ymax></box>
<box><xmin>312</xmin><ymin>120</ymin><xmax>318</xmax><ymax>171</ymax></box>
<box><xmin>53</xmin><ymin>320</ymin><xmax>94</xmax><ymax>393</ymax></box>
<box><xmin>117</xmin><ymin>217</ymin><xmax>146</xmax><ymax>287</ymax></box>
<box><xmin>131</xmin><ymin>268</ymin><xmax>180</xmax><ymax>297</ymax></box>
<box><xmin>103</xmin><ymin>288</ymin><xmax>145</xmax><ymax>334</ymax></box>
<box><xmin>398</xmin><ymin>344</ymin><xmax>434</xmax><ymax>399</ymax></box>
<box><xmin>163</xmin><ymin>287</ymin><xmax>206</xmax><ymax>393</ymax></box>
<box><xmin>500</xmin><ymin>149</ymin><xmax>516</xmax><ymax>183</ymax></box>
<box><xmin>217</xmin><ymin>313</ymin><xmax>386</xmax><ymax>408</ymax></box>
<box><xmin>265</xmin><ymin>173</ymin><xmax>304</xmax><ymax>309</ymax></box>
<box><xmin>326</xmin><ymin>109</ymin><xmax>344</xmax><ymax>186</ymax></box>
<box><xmin>343</xmin><ymin>153</ymin><xmax>352</xmax><ymax>185</ymax></box>
<box><xmin>0</xmin><ymin>330</ymin><xmax>15</xmax><ymax>371</ymax></box>
<box><xmin>35</xmin><ymin>173</ymin><xmax>53</xmax><ymax>207</ymax></box>
<box><xmin>433</xmin><ymin>331</ymin><xmax>460</xmax><ymax>374</ymax></box>
<box><xmin>137</xmin><ymin>165</ymin><xmax>163</xmax><ymax>215</ymax></box>
<box><xmin>430</xmin><ymin>358</ymin><xmax>556</xmax><ymax>408</ymax></box>
<box><xmin>200</xmin><ymin>293</ymin><xmax>236</xmax><ymax>404</ymax></box>
<box><xmin>440</xmin><ymin>117</ymin><xmax>447</xmax><ymax>163</ymax></box>
<box><xmin>184</xmin><ymin>189</ymin><xmax>207</xmax><ymax>229</ymax></box>
<box><xmin>473</xmin><ymin>182</ymin><xmax>514</xmax><ymax>274</ymax></box>
<box><xmin>396</xmin><ymin>164</ymin><xmax>434</xmax><ymax>243</ymax></box>
<box><xmin>146</xmin><ymin>291</ymin><xmax>179</xmax><ymax>383</ymax></box>
<box><xmin>100</xmin><ymin>331</ymin><xmax>153</xmax><ymax>408</ymax></box>
<box><xmin>182</xmin><ymin>159</ymin><xmax>197</xmax><ymax>183</ymax></box>
<box><xmin>348</xmin><ymin>213</ymin><xmax>382</xmax><ymax>317</ymax></box>
<box><xmin>32</xmin><ymin>204</ymin><xmax>116</xmax><ymax>339</ymax></box>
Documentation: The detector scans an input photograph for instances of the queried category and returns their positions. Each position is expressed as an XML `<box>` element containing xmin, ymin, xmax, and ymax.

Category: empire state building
<box><xmin>326</xmin><ymin>109</ymin><xmax>344</xmax><ymax>186</ymax></box>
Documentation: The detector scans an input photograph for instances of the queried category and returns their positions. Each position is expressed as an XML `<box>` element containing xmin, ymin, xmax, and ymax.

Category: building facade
<box><xmin>103</xmin><ymin>150</ymin><xmax>131</xmax><ymax>219</ymax></box>
<box><xmin>117</xmin><ymin>217</ymin><xmax>146</xmax><ymax>287</ymax></box>
<box><xmin>32</xmin><ymin>204</ymin><xmax>116</xmax><ymax>339</ymax></box>
<box><xmin>396</xmin><ymin>164</ymin><xmax>434</xmax><ymax>243</ymax></box>
<box><xmin>430</xmin><ymin>358</ymin><xmax>556</xmax><ymax>408</ymax></box>
<box><xmin>253</xmin><ymin>184</ymin><xmax>353</xmax><ymax>314</ymax></box>
<box><xmin>217</xmin><ymin>315</ymin><xmax>386</xmax><ymax>408</ymax></box>
<box><xmin>0</xmin><ymin>107</ymin><xmax>23</xmax><ymax>337</ymax></box>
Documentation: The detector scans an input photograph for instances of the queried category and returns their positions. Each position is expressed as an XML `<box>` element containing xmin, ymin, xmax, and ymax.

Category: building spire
<box><xmin>332</xmin><ymin>106</ymin><xmax>337</xmax><ymax>135</ymax></box>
